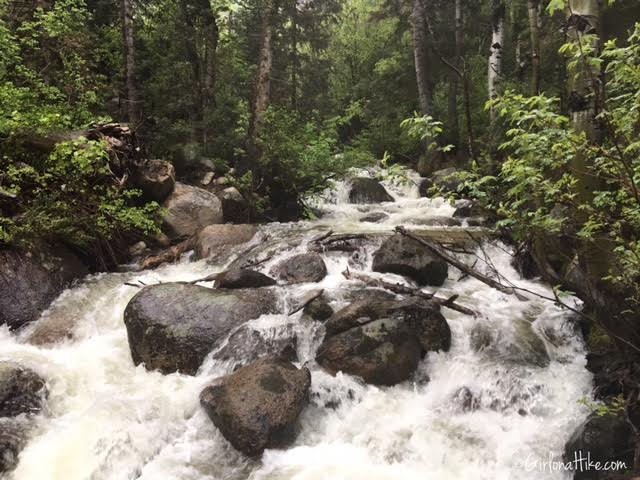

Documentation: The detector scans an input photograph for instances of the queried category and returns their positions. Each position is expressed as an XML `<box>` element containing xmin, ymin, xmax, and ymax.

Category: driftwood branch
<box><xmin>342</xmin><ymin>269</ymin><xmax>477</xmax><ymax>316</ymax></box>
<box><xmin>395</xmin><ymin>226</ymin><xmax>528</xmax><ymax>301</ymax></box>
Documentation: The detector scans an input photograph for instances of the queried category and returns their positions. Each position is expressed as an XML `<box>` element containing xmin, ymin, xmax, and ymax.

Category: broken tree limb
<box><xmin>395</xmin><ymin>226</ymin><xmax>528</xmax><ymax>301</ymax></box>
<box><xmin>341</xmin><ymin>269</ymin><xmax>477</xmax><ymax>316</ymax></box>
<box><xmin>288</xmin><ymin>289</ymin><xmax>325</xmax><ymax>316</ymax></box>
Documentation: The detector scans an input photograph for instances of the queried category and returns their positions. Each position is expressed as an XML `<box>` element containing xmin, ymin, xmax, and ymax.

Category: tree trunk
<box><xmin>411</xmin><ymin>0</ymin><xmax>432</xmax><ymax>116</ymax></box>
<box><xmin>488</xmin><ymin>1</ymin><xmax>505</xmax><ymax>121</ymax></box>
<box><xmin>120</xmin><ymin>0</ymin><xmax>140</xmax><ymax>127</ymax></box>
<box><xmin>245</xmin><ymin>0</ymin><xmax>275</xmax><ymax>172</ymax></box>
<box><xmin>528</xmin><ymin>0</ymin><xmax>541</xmax><ymax>94</ymax></box>
<box><xmin>201</xmin><ymin>1</ymin><xmax>219</xmax><ymax>149</ymax></box>
<box><xmin>290</xmin><ymin>0</ymin><xmax>299</xmax><ymax>111</ymax></box>
<box><xmin>446</xmin><ymin>0</ymin><xmax>461</xmax><ymax>152</ymax></box>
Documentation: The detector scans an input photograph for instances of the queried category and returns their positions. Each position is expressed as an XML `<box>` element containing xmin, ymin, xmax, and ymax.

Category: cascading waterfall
<box><xmin>0</xmin><ymin>172</ymin><xmax>592</xmax><ymax>480</ymax></box>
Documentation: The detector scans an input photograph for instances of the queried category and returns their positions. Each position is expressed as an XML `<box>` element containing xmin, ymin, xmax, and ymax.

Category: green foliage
<box><xmin>463</xmin><ymin>24</ymin><xmax>640</xmax><ymax>310</ymax></box>
<box><xmin>254</xmin><ymin>107</ymin><xmax>372</xmax><ymax>211</ymax></box>
<box><xmin>1</xmin><ymin>140</ymin><xmax>161</xmax><ymax>249</ymax></box>
<box><xmin>0</xmin><ymin>1</ymin><xmax>161</xmax><ymax>254</ymax></box>
<box><xmin>579</xmin><ymin>394</ymin><xmax>627</xmax><ymax>417</ymax></box>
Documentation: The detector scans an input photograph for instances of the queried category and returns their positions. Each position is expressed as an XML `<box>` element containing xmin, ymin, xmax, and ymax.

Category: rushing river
<box><xmin>1</xmin><ymin>172</ymin><xmax>592</xmax><ymax>480</ymax></box>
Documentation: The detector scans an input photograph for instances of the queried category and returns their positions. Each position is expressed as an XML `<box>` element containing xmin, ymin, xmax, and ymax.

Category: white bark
<box><xmin>488</xmin><ymin>4</ymin><xmax>505</xmax><ymax>120</ymax></box>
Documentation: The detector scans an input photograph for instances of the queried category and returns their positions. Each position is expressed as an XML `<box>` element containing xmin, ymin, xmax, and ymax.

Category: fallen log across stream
<box><xmin>395</xmin><ymin>226</ymin><xmax>529</xmax><ymax>301</ymax></box>
<box><xmin>341</xmin><ymin>269</ymin><xmax>477</xmax><ymax>316</ymax></box>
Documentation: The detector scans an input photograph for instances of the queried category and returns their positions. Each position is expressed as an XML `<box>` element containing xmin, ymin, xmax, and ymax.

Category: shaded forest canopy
<box><xmin>2</xmin><ymin>0</ymin><xmax>640</xmax><ymax>353</ymax></box>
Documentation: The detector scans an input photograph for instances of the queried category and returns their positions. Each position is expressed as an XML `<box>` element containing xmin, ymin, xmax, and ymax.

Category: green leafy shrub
<box><xmin>1</xmin><ymin>139</ymin><xmax>161</xmax><ymax>250</ymax></box>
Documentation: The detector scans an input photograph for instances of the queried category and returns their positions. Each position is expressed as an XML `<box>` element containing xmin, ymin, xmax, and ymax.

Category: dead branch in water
<box><xmin>288</xmin><ymin>289</ymin><xmax>325</xmax><ymax>316</ymax></box>
<box><xmin>341</xmin><ymin>269</ymin><xmax>477</xmax><ymax>316</ymax></box>
<box><xmin>395</xmin><ymin>226</ymin><xmax>528</xmax><ymax>301</ymax></box>
<box><xmin>310</xmin><ymin>233</ymin><xmax>369</xmax><ymax>253</ymax></box>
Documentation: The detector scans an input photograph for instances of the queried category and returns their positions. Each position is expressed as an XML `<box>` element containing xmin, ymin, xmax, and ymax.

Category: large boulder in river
<box><xmin>132</xmin><ymin>159</ymin><xmax>176</xmax><ymax>202</ymax></box>
<box><xmin>564</xmin><ymin>413</ymin><xmax>636</xmax><ymax>479</ymax></box>
<box><xmin>124</xmin><ymin>283</ymin><xmax>278</xmax><ymax>375</ymax></box>
<box><xmin>0</xmin><ymin>363</ymin><xmax>47</xmax><ymax>417</ymax></box>
<box><xmin>215</xmin><ymin>269</ymin><xmax>277</xmax><ymax>289</ymax></box>
<box><xmin>162</xmin><ymin>182</ymin><xmax>223</xmax><ymax>238</ymax></box>
<box><xmin>0</xmin><ymin>245</ymin><xmax>88</xmax><ymax>330</ymax></box>
<box><xmin>270</xmin><ymin>253</ymin><xmax>328</xmax><ymax>285</ymax></box>
<box><xmin>195</xmin><ymin>224</ymin><xmax>258</xmax><ymax>260</ymax></box>
<box><xmin>372</xmin><ymin>235</ymin><xmax>448</xmax><ymax>287</ymax></box>
<box><xmin>348</xmin><ymin>178</ymin><xmax>394</xmax><ymax>204</ymax></box>
<box><xmin>316</xmin><ymin>299</ymin><xmax>450</xmax><ymax>386</ymax></box>
<box><xmin>200</xmin><ymin>355</ymin><xmax>311</xmax><ymax>456</ymax></box>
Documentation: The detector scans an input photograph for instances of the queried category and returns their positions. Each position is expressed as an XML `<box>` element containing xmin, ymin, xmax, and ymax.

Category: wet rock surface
<box><xmin>317</xmin><ymin>299</ymin><xmax>451</xmax><ymax>385</ymax></box>
<box><xmin>200</xmin><ymin>356</ymin><xmax>311</xmax><ymax>456</ymax></box>
<box><xmin>270</xmin><ymin>253</ymin><xmax>328</xmax><ymax>285</ymax></box>
<box><xmin>215</xmin><ymin>269</ymin><xmax>277</xmax><ymax>289</ymax></box>
<box><xmin>564</xmin><ymin>413</ymin><xmax>636</xmax><ymax>479</ymax></box>
<box><xmin>0</xmin><ymin>245</ymin><xmax>88</xmax><ymax>330</ymax></box>
<box><xmin>0</xmin><ymin>418</ymin><xmax>30</xmax><ymax>474</ymax></box>
<box><xmin>348</xmin><ymin>178</ymin><xmax>394</xmax><ymax>204</ymax></box>
<box><xmin>124</xmin><ymin>283</ymin><xmax>279</xmax><ymax>375</ymax></box>
<box><xmin>0</xmin><ymin>363</ymin><xmax>47</xmax><ymax>418</ymax></box>
<box><xmin>162</xmin><ymin>182</ymin><xmax>223</xmax><ymax>238</ymax></box>
<box><xmin>195</xmin><ymin>224</ymin><xmax>258</xmax><ymax>260</ymax></box>
<box><xmin>372</xmin><ymin>234</ymin><xmax>449</xmax><ymax>286</ymax></box>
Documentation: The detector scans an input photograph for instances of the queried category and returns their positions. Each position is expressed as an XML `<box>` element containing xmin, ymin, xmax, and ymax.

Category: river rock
<box><xmin>348</xmin><ymin>178</ymin><xmax>394</xmax><ymax>204</ymax></box>
<box><xmin>162</xmin><ymin>182</ymin><xmax>223</xmax><ymax>238</ymax></box>
<box><xmin>123</xmin><ymin>283</ymin><xmax>278</xmax><ymax>375</ymax></box>
<box><xmin>0</xmin><ymin>363</ymin><xmax>47</xmax><ymax>418</ymax></box>
<box><xmin>360</xmin><ymin>212</ymin><xmax>389</xmax><ymax>223</ymax></box>
<box><xmin>564</xmin><ymin>413</ymin><xmax>636</xmax><ymax>479</ymax></box>
<box><xmin>215</xmin><ymin>269</ymin><xmax>277</xmax><ymax>289</ymax></box>
<box><xmin>372</xmin><ymin>234</ymin><xmax>449</xmax><ymax>287</ymax></box>
<box><xmin>195</xmin><ymin>224</ymin><xmax>258</xmax><ymax>260</ymax></box>
<box><xmin>302</xmin><ymin>293</ymin><xmax>334</xmax><ymax>322</ymax></box>
<box><xmin>212</xmin><ymin>325</ymin><xmax>297</xmax><ymax>368</ymax></box>
<box><xmin>200</xmin><ymin>356</ymin><xmax>311</xmax><ymax>456</ymax></box>
<box><xmin>0</xmin><ymin>245</ymin><xmax>88</xmax><ymax>330</ymax></box>
<box><xmin>418</xmin><ymin>178</ymin><xmax>434</xmax><ymax>197</ymax></box>
<box><xmin>0</xmin><ymin>418</ymin><xmax>29</xmax><ymax>474</ymax></box>
<box><xmin>317</xmin><ymin>299</ymin><xmax>451</xmax><ymax>386</ymax></box>
<box><xmin>218</xmin><ymin>187</ymin><xmax>249</xmax><ymax>223</ymax></box>
<box><xmin>133</xmin><ymin>159</ymin><xmax>176</xmax><ymax>202</ymax></box>
<box><xmin>500</xmin><ymin>319</ymin><xmax>550</xmax><ymax>367</ymax></box>
<box><xmin>270</xmin><ymin>253</ymin><xmax>328</xmax><ymax>285</ymax></box>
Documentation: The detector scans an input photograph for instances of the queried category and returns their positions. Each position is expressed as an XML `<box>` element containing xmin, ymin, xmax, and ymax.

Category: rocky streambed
<box><xmin>0</xmin><ymin>172</ymin><xmax>628</xmax><ymax>480</ymax></box>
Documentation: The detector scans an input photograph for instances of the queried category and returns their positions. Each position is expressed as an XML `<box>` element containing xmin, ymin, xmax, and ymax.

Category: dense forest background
<box><xmin>2</xmin><ymin>0</ymin><xmax>640</xmax><ymax>355</ymax></box>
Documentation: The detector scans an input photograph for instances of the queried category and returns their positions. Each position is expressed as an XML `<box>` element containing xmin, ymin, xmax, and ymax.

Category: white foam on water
<box><xmin>1</xmin><ymin>169</ymin><xmax>591</xmax><ymax>480</ymax></box>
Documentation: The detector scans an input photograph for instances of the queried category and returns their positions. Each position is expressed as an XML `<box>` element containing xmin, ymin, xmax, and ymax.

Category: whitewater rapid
<box><xmin>1</xmin><ymin>171</ymin><xmax>592</xmax><ymax>480</ymax></box>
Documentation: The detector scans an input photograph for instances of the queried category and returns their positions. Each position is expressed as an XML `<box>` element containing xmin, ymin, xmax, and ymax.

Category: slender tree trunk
<box><xmin>245</xmin><ymin>0</ymin><xmax>275</xmax><ymax>171</ymax></box>
<box><xmin>446</xmin><ymin>0</ymin><xmax>461</xmax><ymax>151</ymax></box>
<box><xmin>488</xmin><ymin>1</ymin><xmax>505</xmax><ymax>121</ymax></box>
<box><xmin>290</xmin><ymin>0</ymin><xmax>299</xmax><ymax>111</ymax></box>
<box><xmin>201</xmin><ymin>1</ymin><xmax>219</xmax><ymax>149</ymax></box>
<box><xmin>120</xmin><ymin>0</ymin><xmax>140</xmax><ymax>126</ymax></box>
<box><xmin>411</xmin><ymin>0</ymin><xmax>432</xmax><ymax>116</ymax></box>
<box><xmin>528</xmin><ymin>0</ymin><xmax>541</xmax><ymax>94</ymax></box>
